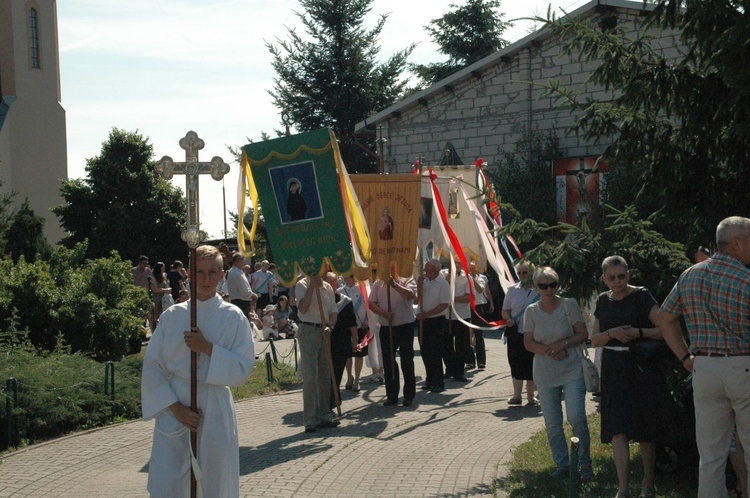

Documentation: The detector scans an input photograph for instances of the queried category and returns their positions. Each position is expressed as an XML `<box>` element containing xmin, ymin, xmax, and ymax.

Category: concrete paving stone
<box><xmin>0</xmin><ymin>333</ymin><xmax>598</xmax><ymax>497</ymax></box>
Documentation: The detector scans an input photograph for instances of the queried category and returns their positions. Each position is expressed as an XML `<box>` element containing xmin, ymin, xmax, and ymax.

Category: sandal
<box><xmin>526</xmin><ymin>397</ymin><xmax>540</xmax><ymax>406</ymax></box>
<box><xmin>507</xmin><ymin>397</ymin><xmax>522</xmax><ymax>405</ymax></box>
<box><xmin>344</xmin><ymin>383</ymin><xmax>353</xmax><ymax>390</ymax></box>
<box><xmin>639</xmin><ymin>487</ymin><xmax>656</xmax><ymax>498</ymax></box>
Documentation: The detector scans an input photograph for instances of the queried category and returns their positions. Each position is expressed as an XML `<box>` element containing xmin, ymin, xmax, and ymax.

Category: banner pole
<box><xmin>418</xmin><ymin>253</ymin><xmax>424</xmax><ymax>347</ymax></box>
<box><xmin>387</xmin><ymin>279</ymin><xmax>396</xmax><ymax>381</ymax></box>
<box><xmin>315</xmin><ymin>280</ymin><xmax>341</xmax><ymax>416</ymax></box>
<box><xmin>189</xmin><ymin>248</ymin><xmax>198</xmax><ymax>498</ymax></box>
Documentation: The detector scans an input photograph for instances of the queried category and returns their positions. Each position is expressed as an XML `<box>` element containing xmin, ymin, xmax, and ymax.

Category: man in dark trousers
<box><xmin>369</xmin><ymin>267</ymin><xmax>418</xmax><ymax>406</ymax></box>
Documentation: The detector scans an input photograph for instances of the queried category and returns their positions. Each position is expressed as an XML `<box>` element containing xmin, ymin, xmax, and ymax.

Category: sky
<box><xmin>57</xmin><ymin>0</ymin><xmax>579</xmax><ymax>241</ymax></box>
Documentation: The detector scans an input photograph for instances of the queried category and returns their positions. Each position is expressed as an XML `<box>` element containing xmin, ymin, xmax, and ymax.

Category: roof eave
<box><xmin>355</xmin><ymin>0</ymin><xmax>654</xmax><ymax>133</ymax></box>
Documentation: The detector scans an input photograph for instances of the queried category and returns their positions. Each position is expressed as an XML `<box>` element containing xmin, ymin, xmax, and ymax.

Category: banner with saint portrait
<box><xmin>350</xmin><ymin>175</ymin><xmax>422</xmax><ymax>279</ymax></box>
<box><xmin>237</xmin><ymin>128</ymin><xmax>370</xmax><ymax>286</ymax></box>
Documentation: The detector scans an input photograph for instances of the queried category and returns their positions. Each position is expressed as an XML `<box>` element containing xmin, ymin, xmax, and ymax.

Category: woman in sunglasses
<box><xmin>523</xmin><ymin>266</ymin><xmax>593</xmax><ymax>481</ymax></box>
<box><xmin>501</xmin><ymin>263</ymin><xmax>539</xmax><ymax>405</ymax></box>
<box><xmin>590</xmin><ymin>255</ymin><xmax>667</xmax><ymax>498</ymax></box>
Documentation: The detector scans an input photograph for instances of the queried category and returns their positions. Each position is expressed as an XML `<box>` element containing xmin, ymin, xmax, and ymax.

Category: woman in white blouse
<box><xmin>523</xmin><ymin>266</ymin><xmax>593</xmax><ymax>481</ymax></box>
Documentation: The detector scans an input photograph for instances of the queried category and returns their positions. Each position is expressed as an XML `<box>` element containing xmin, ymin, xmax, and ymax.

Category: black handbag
<box><xmin>629</xmin><ymin>339</ymin><xmax>672</xmax><ymax>364</ymax></box>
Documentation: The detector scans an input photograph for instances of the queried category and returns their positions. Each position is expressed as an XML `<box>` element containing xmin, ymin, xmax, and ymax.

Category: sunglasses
<box><xmin>605</xmin><ymin>273</ymin><xmax>628</xmax><ymax>282</ymax></box>
<box><xmin>517</xmin><ymin>270</ymin><xmax>529</xmax><ymax>275</ymax></box>
<box><xmin>537</xmin><ymin>281</ymin><xmax>558</xmax><ymax>290</ymax></box>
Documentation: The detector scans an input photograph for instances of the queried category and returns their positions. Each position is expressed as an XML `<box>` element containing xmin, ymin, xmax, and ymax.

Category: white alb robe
<box><xmin>141</xmin><ymin>294</ymin><xmax>255</xmax><ymax>498</ymax></box>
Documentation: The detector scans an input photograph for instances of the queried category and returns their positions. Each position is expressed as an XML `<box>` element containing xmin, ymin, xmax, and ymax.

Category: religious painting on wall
<box><xmin>553</xmin><ymin>157</ymin><xmax>609</xmax><ymax>225</ymax></box>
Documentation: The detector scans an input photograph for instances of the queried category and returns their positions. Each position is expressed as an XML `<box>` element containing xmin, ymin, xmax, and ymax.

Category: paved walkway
<box><xmin>0</xmin><ymin>331</ymin><xmax>597</xmax><ymax>497</ymax></box>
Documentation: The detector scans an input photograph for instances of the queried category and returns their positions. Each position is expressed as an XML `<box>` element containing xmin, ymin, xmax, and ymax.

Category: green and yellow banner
<box><xmin>237</xmin><ymin>129</ymin><xmax>370</xmax><ymax>286</ymax></box>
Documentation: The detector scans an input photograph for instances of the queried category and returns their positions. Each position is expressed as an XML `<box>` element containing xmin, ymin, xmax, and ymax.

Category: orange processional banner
<box><xmin>350</xmin><ymin>174</ymin><xmax>422</xmax><ymax>279</ymax></box>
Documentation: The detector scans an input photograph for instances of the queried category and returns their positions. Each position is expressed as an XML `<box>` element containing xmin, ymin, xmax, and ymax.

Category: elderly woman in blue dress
<box><xmin>523</xmin><ymin>266</ymin><xmax>593</xmax><ymax>480</ymax></box>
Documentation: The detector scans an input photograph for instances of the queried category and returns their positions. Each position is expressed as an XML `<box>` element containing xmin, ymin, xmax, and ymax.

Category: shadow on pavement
<box><xmin>493</xmin><ymin>404</ymin><xmax>544</xmax><ymax>421</ymax></box>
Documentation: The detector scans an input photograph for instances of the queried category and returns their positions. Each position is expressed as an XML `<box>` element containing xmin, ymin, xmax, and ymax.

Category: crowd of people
<box><xmin>136</xmin><ymin>215</ymin><xmax>750</xmax><ymax>498</ymax></box>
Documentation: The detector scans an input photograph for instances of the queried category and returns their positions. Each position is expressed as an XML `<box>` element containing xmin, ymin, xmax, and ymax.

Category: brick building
<box><xmin>355</xmin><ymin>0</ymin><xmax>682</xmax><ymax>172</ymax></box>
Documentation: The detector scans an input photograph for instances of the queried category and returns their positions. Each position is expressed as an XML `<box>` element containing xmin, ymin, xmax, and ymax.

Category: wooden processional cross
<box><xmin>155</xmin><ymin>131</ymin><xmax>229</xmax><ymax>498</ymax></box>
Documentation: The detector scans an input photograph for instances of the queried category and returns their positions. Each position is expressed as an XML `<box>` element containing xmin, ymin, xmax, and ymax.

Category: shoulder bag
<box><xmin>563</xmin><ymin>298</ymin><xmax>599</xmax><ymax>392</ymax></box>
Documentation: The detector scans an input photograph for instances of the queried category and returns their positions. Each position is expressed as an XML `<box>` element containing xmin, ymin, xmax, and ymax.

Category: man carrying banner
<box><xmin>296</xmin><ymin>274</ymin><xmax>340</xmax><ymax>433</ymax></box>
<box><xmin>442</xmin><ymin>261</ymin><xmax>471</xmax><ymax>383</ymax></box>
<box><xmin>323</xmin><ymin>272</ymin><xmax>360</xmax><ymax>399</ymax></box>
<box><xmin>369</xmin><ymin>267</ymin><xmax>418</xmax><ymax>406</ymax></box>
<box><xmin>416</xmin><ymin>259</ymin><xmax>451</xmax><ymax>393</ymax></box>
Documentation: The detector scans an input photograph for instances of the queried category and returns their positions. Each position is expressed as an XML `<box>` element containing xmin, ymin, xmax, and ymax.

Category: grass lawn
<box><xmin>503</xmin><ymin>412</ymin><xmax>699</xmax><ymax>497</ymax></box>
<box><xmin>232</xmin><ymin>352</ymin><xmax>301</xmax><ymax>400</ymax></box>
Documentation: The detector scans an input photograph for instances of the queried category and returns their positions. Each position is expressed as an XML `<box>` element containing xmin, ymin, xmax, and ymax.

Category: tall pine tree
<box><xmin>538</xmin><ymin>0</ymin><xmax>750</xmax><ymax>247</ymax></box>
<box><xmin>412</xmin><ymin>0</ymin><xmax>510</xmax><ymax>86</ymax></box>
<box><xmin>6</xmin><ymin>199</ymin><xmax>51</xmax><ymax>263</ymax></box>
<box><xmin>267</xmin><ymin>0</ymin><xmax>413</xmax><ymax>173</ymax></box>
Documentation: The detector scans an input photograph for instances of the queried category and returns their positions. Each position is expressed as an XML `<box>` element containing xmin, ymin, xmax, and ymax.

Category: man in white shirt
<box><xmin>467</xmin><ymin>261</ymin><xmax>493</xmax><ymax>370</ymax></box>
<box><xmin>141</xmin><ymin>245</ymin><xmax>254</xmax><ymax>497</ymax></box>
<box><xmin>227</xmin><ymin>253</ymin><xmax>255</xmax><ymax>317</ymax></box>
<box><xmin>442</xmin><ymin>261</ymin><xmax>471</xmax><ymax>383</ymax></box>
<box><xmin>416</xmin><ymin>259</ymin><xmax>451</xmax><ymax>393</ymax></box>
<box><xmin>250</xmin><ymin>260</ymin><xmax>275</xmax><ymax>310</ymax></box>
<box><xmin>369</xmin><ymin>267</ymin><xmax>417</xmax><ymax>406</ymax></box>
<box><xmin>296</xmin><ymin>274</ymin><xmax>339</xmax><ymax>433</ymax></box>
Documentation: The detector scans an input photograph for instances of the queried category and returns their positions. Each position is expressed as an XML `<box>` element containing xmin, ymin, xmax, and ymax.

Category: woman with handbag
<box><xmin>523</xmin><ymin>266</ymin><xmax>593</xmax><ymax>481</ymax></box>
<box><xmin>501</xmin><ymin>263</ymin><xmax>539</xmax><ymax>405</ymax></box>
<box><xmin>590</xmin><ymin>256</ymin><xmax>669</xmax><ymax>498</ymax></box>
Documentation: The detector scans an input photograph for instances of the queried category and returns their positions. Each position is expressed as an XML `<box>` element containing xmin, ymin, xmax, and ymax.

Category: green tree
<box><xmin>6</xmin><ymin>198</ymin><xmax>52</xmax><ymax>263</ymax></box>
<box><xmin>52</xmin><ymin>128</ymin><xmax>187</xmax><ymax>264</ymax></box>
<box><xmin>488</xmin><ymin>125</ymin><xmax>560</xmax><ymax>228</ymax></box>
<box><xmin>0</xmin><ymin>179</ymin><xmax>15</xmax><ymax>254</ymax></box>
<box><xmin>412</xmin><ymin>0</ymin><xmax>510</xmax><ymax>86</ymax></box>
<box><xmin>267</xmin><ymin>0</ymin><xmax>414</xmax><ymax>173</ymax></box>
<box><xmin>538</xmin><ymin>1</ymin><xmax>750</xmax><ymax>249</ymax></box>
<box><xmin>500</xmin><ymin>205</ymin><xmax>690</xmax><ymax>304</ymax></box>
<box><xmin>0</xmin><ymin>242</ymin><xmax>151</xmax><ymax>359</ymax></box>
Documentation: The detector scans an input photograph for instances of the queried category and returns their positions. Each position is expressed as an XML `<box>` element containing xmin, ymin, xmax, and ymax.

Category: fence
<box><xmin>255</xmin><ymin>337</ymin><xmax>298</xmax><ymax>384</ymax></box>
<box><xmin>2</xmin><ymin>339</ymin><xmax>299</xmax><ymax>451</ymax></box>
<box><xmin>1</xmin><ymin>362</ymin><xmax>122</xmax><ymax>452</ymax></box>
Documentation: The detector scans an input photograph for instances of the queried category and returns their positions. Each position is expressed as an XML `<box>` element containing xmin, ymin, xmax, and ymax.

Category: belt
<box><xmin>694</xmin><ymin>351</ymin><xmax>750</xmax><ymax>357</ymax></box>
<box><xmin>604</xmin><ymin>346</ymin><xmax>629</xmax><ymax>352</ymax></box>
<box><xmin>300</xmin><ymin>321</ymin><xmax>323</xmax><ymax>328</ymax></box>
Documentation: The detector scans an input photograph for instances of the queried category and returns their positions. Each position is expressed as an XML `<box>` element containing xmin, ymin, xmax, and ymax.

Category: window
<box><xmin>30</xmin><ymin>7</ymin><xmax>40</xmax><ymax>68</ymax></box>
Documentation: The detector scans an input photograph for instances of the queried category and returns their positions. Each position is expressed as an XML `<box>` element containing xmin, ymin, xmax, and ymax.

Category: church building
<box><xmin>0</xmin><ymin>0</ymin><xmax>67</xmax><ymax>243</ymax></box>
